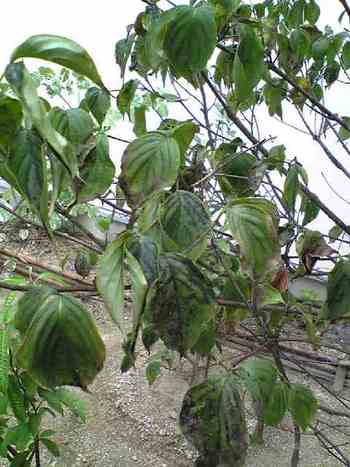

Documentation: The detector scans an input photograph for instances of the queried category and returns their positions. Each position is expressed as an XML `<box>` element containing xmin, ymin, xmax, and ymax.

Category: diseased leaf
<box><xmin>160</xmin><ymin>190</ymin><xmax>210</xmax><ymax>259</ymax></box>
<box><xmin>119</xmin><ymin>131</ymin><xmax>180</xmax><ymax>208</ymax></box>
<box><xmin>0</xmin><ymin>96</ymin><xmax>22</xmax><ymax>148</ymax></box>
<box><xmin>11</xmin><ymin>34</ymin><xmax>105</xmax><ymax>88</ymax></box>
<box><xmin>16</xmin><ymin>290</ymin><xmax>106</xmax><ymax>389</ymax></box>
<box><xmin>145</xmin><ymin>254</ymin><xmax>215</xmax><ymax>355</ymax></box>
<box><xmin>180</xmin><ymin>375</ymin><xmax>248</xmax><ymax>466</ymax></box>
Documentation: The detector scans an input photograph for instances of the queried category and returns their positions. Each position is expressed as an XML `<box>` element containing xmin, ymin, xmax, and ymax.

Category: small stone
<box><xmin>132</xmin><ymin>455</ymin><xmax>138</xmax><ymax>461</ymax></box>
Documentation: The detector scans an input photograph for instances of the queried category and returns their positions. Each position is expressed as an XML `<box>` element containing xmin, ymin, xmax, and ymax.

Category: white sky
<box><xmin>1</xmin><ymin>0</ymin><xmax>349</xmax><ymax>234</ymax></box>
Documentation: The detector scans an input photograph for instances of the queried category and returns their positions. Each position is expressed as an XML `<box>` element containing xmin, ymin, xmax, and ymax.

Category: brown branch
<box><xmin>339</xmin><ymin>0</ymin><xmax>350</xmax><ymax>21</ymax></box>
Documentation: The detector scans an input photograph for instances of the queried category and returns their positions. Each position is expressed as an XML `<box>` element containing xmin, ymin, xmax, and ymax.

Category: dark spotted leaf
<box><xmin>180</xmin><ymin>375</ymin><xmax>248</xmax><ymax>466</ymax></box>
<box><xmin>145</xmin><ymin>254</ymin><xmax>215</xmax><ymax>355</ymax></box>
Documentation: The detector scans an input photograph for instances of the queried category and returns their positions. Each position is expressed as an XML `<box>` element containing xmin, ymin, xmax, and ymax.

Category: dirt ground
<box><xmin>0</xmin><ymin>223</ymin><xmax>349</xmax><ymax>467</ymax></box>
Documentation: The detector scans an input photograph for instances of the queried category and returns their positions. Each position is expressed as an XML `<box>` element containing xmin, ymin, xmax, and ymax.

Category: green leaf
<box><xmin>328</xmin><ymin>224</ymin><xmax>344</xmax><ymax>242</ymax></box>
<box><xmin>240</xmin><ymin>358</ymin><xmax>277</xmax><ymax>405</ymax></box>
<box><xmin>226</xmin><ymin>198</ymin><xmax>280</xmax><ymax>278</ymax></box>
<box><xmin>287</xmin><ymin>0</ymin><xmax>305</xmax><ymax>28</ymax></box>
<box><xmin>305</xmin><ymin>0</ymin><xmax>320</xmax><ymax>24</ymax></box>
<box><xmin>80</xmin><ymin>87</ymin><xmax>110</xmax><ymax>125</ymax></box>
<box><xmin>41</xmin><ymin>438</ymin><xmax>60</xmax><ymax>457</ymax></box>
<box><xmin>163</xmin><ymin>5</ymin><xmax>217</xmax><ymax>77</ymax></box>
<box><xmin>290</xmin><ymin>29</ymin><xmax>310</xmax><ymax>62</ymax></box>
<box><xmin>54</xmin><ymin>387</ymin><xmax>86</xmax><ymax>422</ymax></box>
<box><xmin>234</xmin><ymin>25</ymin><xmax>264</xmax><ymax>101</ymax></box>
<box><xmin>7</xmin><ymin>129</ymin><xmax>49</xmax><ymax>229</ymax></box>
<box><xmin>312</xmin><ymin>37</ymin><xmax>330</xmax><ymax>59</ymax></box>
<box><xmin>96</xmin><ymin>235</ymin><xmax>126</xmax><ymax>332</ymax></box>
<box><xmin>133</xmin><ymin>105</ymin><xmax>147</xmax><ymax>136</ymax></box>
<box><xmin>5</xmin><ymin>63</ymin><xmax>77</xmax><ymax>176</ymax></box>
<box><xmin>49</xmin><ymin>107</ymin><xmax>95</xmax><ymax>145</ymax></box>
<box><xmin>0</xmin><ymin>329</ymin><xmax>9</xmax><ymax>396</ymax></box>
<box><xmin>117</xmin><ymin>79</ymin><xmax>138</xmax><ymax>118</ymax></box>
<box><xmin>160</xmin><ymin>190</ymin><xmax>210</xmax><ymax>259</ymax></box>
<box><xmin>325</xmin><ymin>260</ymin><xmax>350</xmax><ymax>320</ymax></box>
<box><xmin>283</xmin><ymin>165</ymin><xmax>299</xmax><ymax>212</ymax></box>
<box><xmin>342</xmin><ymin>42</ymin><xmax>350</xmax><ymax>69</ymax></box>
<box><xmin>8</xmin><ymin>375</ymin><xmax>26</xmax><ymax>421</ymax></box>
<box><xmin>119</xmin><ymin>131</ymin><xmax>180</xmax><ymax>208</ymax></box>
<box><xmin>288</xmin><ymin>383</ymin><xmax>318</xmax><ymax>431</ymax></box>
<box><xmin>146</xmin><ymin>360</ymin><xmax>161</xmax><ymax>385</ymax></box>
<box><xmin>324</xmin><ymin>61</ymin><xmax>340</xmax><ymax>86</ymax></box>
<box><xmin>38</xmin><ymin>388</ymin><xmax>64</xmax><ymax>415</ymax></box>
<box><xmin>146</xmin><ymin>254</ymin><xmax>215</xmax><ymax>355</ymax></box>
<box><xmin>16</xmin><ymin>291</ymin><xmax>106</xmax><ymax>389</ymax></box>
<box><xmin>263</xmin><ymin>382</ymin><xmax>289</xmax><ymax>426</ymax></box>
<box><xmin>115</xmin><ymin>34</ymin><xmax>135</xmax><ymax>79</ymax></box>
<box><xmin>301</xmin><ymin>196</ymin><xmax>320</xmax><ymax>226</ymax></box>
<box><xmin>75</xmin><ymin>133</ymin><xmax>115</xmax><ymax>203</ymax></box>
<box><xmin>180</xmin><ymin>375</ymin><xmax>247</xmax><ymax>466</ymax></box>
<box><xmin>11</xmin><ymin>34</ymin><xmax>105</xmax><ymax>88</ymax></box>
<box><xmin>339</xmin><ymin>116</ymin><xmax>350</xmax><ymax>141</ymax></box>
<box><xmin>126</xmin><ymin>249</ymin><xmax>148</xmax><ymax>331</ymax></box>
<box><xmin>0</xmin><ymin>96</ymin><xmax>22</xmax><ymax>148</ymax></box>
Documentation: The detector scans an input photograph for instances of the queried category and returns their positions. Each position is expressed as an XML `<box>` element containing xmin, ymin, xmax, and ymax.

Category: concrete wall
<box><xmin>289</xmin><ymin>276</ymin><xmax>327</xmax><ymax>302</ymax></box>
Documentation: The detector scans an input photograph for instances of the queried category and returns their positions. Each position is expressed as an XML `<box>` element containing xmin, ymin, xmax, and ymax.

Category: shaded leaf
<box><xmin>80</xmin><ymin>86</ymin><xmax>110</xmax><ymax>125</ymax></box>
<box><xmin>288</xmin><ymin>383</ymin><xmax>318</xmax><ymax>431</ymax></box>
<box><xmin>325</xmin><ymin>260</ymin><xmax>350</xmax><ymax>320</ymax></box>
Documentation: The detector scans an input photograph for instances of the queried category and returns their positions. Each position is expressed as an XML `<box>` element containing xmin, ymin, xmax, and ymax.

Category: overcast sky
<box><xmin>1</xmin><ymin>0</ymin><xmax>349</xmax><ymax>234</ymax></box>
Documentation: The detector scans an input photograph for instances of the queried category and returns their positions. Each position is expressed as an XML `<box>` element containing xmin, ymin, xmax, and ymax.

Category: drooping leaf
<box><xmin>163</xmin><ymin>5</ymin><xmax>217</xmax><ymax>78</ymax></box>
<box><xmin>11</xmin><ymin>34</ymin><xmax>105</xmax><ymax>88</ymax></box>
<box><xmin>75</xmin><ymin>133</ymin><xmax>115</xmax><ymax>203</ymax></box>
<box><xmin>16</xmin><ymin>291</ymin><xmax>106</xmax><ymax>389</ymax></box>
<box><xmin>5</xmin><ymin>63</ymin><xmax>77</xmax><ymax>176</ymax></box>
<box><xmin>41</xmin><ymin>438</ymin><xmax>60</xmax><ymax>457</ymax></box>
<box><xmin>117</xmin><ymin>79</ymin><xmax>138</xmax><ymax>118</ymax></box>
<box><xmin>233</xmin><ymin>25</ymin><xmax>264</xmax><ymax>101</ymax></box>
<box><xmin>305</xmin><ymin>0</ymin><xmax>320</xmax><ymax>24</ymax></box>
<box><xmin>49</xmin><ymin>107</ymin><xmax>95</xmax><ymax>145</ymax></box>
<box><xmin>119</xmin><ymin>131</ymin><xmax>180</xmax><ymax>208</ymax></box>
<box><xmin>342</xmin><ymin>42</ymin><xmax>350</xmax><ymax>69</ymax></box>
<box><xmin>80</xmin><ymin>86</ymin><xmax>111</xmax><ymax>125</ymax></box>
<box><xmin>8</xmin><ymin>375</ymin><xmax>26</xmax><ymax>421</ymax></box>
<box><xmin>180</xmin><ymin>375</ymin><xmax>248</xmax><ymax>466</ymax></box>
<box><xmin>296</xmin><ymin>230</ymin><xmax>335</xmax><ymax>273</ymax></box>
<box><xmin>283</xmin><ymin>165</ymin><xmax>299</xmax><ymax>212</ymax></box>
<box><xmin>54</xmin><ymin>387</ymin><xmax>87</xmax><ymax>422</ymax></box>
<box><xmin>145</xmin><ymin>254</ymin><xmax>215</xmax><ymax>355</ymax></box>
<box><xmin>263</xmin><ymin>382</ymin><xmax>289</xmax><ymax>426</ymax></box>
<box><xmin>133</xmin><ymin>105</ymin><xmax>147</xmax><ymax>136</ymax></box>
<box><xmin>240</xmin><ymin>358</ymin><xmax>277</xmax><ymax>405</ymax></box>
<box><xmin>126</xmin><ymin>234</ymin><xmax>159</xmax><ymax>285</ymax></box>
<box><xmin>0</xmin><ymin>96</ymin><xmax>22</xmax><ymax>148</ymax></box>
<box><xmin>0</xmin><ymin>328</ymin><xmax>9</xmax><ymax>395</ymax></box>
<box><xmin>160</xmin><ymin>190</ymin><xmax>210</xmax><ymax>259</ymax></box>
<box><xmin>96</xmin><ymin>234</ymin><xmax>127</xmax><ymax>332</ymax></box>
<box><xmin>7</xmin><ymin>129</ymin><xmax>49</xmax><ymax>228</ymax></box>
<box><xmin>325</xmin><ymin>260</ymin><xmax>350</xmax><ymax>320</ymax></box>
<box><xmin>301</xmin><ymin>195</ymin><xmax>320</xmax><ymax>226</ymax></box>
<box><xmin>226</xmin><ymin>198</ymin><xmax>280</xmax><ymax>278</ymax></box>
<box><xmin>339</xmin><ymin>116</ymin><xmax>350</xmax><ymax>141</ymax></box>
<box><xmin>146</xmin><ymin>360</ymin><xmax>162</xmax><ymax>386</ymax></box>
<box><xmin>288</xmin><ymin>383</ymin><xmax>318</xmax><ymax>431</ymax></box>
<box><xmin>115</xmin><ymin>34</ymin><xmax>136</xmax><ymax>79</ymax></box>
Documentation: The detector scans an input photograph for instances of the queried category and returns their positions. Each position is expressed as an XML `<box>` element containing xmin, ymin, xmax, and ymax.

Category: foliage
<box><xmin>1</xmin><ymin>0</ymin><xmax>350</xmax><ymax>464</ymax></box>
